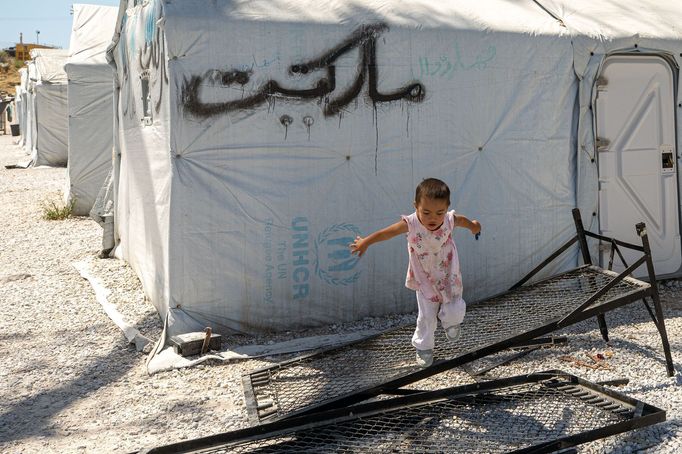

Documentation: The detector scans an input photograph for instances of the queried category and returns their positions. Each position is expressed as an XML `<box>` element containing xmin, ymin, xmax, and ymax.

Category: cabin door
<box><xmin>595</xmin><ymin>54</ymin><xmax>681</xmax><ymax>277</ymax></box>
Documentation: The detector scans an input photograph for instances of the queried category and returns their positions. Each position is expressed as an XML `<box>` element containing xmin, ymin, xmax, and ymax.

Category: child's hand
<box><xmin>350</xmin><ymin>236</ymin><xmax>369</xmax><ymax>257</ymax></box>
<box><xmin>470</xmin><ymin>220</ymin><xmax>481</xmax><ymax>236</ymax></box>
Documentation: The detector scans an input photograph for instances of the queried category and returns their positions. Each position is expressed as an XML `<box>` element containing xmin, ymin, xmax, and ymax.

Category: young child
<box><xmin>349</xmin><ymin>178</ymin><xmax>481</xmax><ymax>367</ymax></box>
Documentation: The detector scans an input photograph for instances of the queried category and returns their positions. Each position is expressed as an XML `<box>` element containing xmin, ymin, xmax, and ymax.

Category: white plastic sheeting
<box><xmin>65</xmin><ymin>4</ymin><xmax>118</xmax><ymax>215</ymax></box>
<box><xmin>73</xmin><ymin>260</ymin><xmax>152</xmax><ymax>352</ymax></box>
<box><xmin>28</xmin><ymin>49</ymin><xmax>69</xmax><ymax>167</ymax></box>
<box><xmin>147</xmin><ymin>330</ymin><xmax>381</xmax><ymax>374</ymax></box>
<box><xmin>107</xmin><ymin>0</ymin><xmax>682</xmax><ymax>337</ymax></box>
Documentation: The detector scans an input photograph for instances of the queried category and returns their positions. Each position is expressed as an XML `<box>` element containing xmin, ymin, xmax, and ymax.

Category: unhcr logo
<box><xmin>313</xmin><ymin>223</ymin><xmax>362</xmax><ymax>286</ymax></box>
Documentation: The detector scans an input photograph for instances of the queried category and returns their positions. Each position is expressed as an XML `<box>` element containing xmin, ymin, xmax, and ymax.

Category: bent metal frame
<box><xmin>238</xmin><ymin>209</ymin><xmax>674</xmax><ymax>425</ymax></box>
<box><xmin>139</xmin><ymin>371</ymin><xmax>666</xmax><ymax>453</ymax></box>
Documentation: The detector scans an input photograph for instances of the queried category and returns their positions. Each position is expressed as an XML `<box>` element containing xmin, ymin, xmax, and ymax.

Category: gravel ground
<box><xmin>1</xmin><ymin>132</ymin><xmax>681</xmax><ymax>453</ymax></box>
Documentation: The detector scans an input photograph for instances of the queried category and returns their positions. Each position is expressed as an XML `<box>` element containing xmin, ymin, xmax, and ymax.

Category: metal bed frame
<box><xmin>138</xmin><ymin>370</ymin><xmax>666</xmax><ymax>453</ymax></box>
<box><xmin>239</xmin><ymin>209</ymin><xmax>674</xmax><ymax>424</ymax></box>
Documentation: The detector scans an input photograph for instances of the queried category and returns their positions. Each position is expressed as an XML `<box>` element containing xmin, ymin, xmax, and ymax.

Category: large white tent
<box><xmin>28</xmin><ymin>48</ymin><xmax>69</xmax><ymax>167</ymax></box>
<box><xmin>107</xmin><ymin>0</ymin><xmax>682</xmax><ymax>337</ymax></box>
<box><xmin>64</xmin><ymin>4</ymin><xmax>119</xmax><ymax>215</ymax></box>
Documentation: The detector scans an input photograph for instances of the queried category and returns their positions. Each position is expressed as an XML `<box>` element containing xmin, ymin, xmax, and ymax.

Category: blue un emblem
<box><xmin>313</xmin><ymin>223</ymin><xmax>362</xmax><ymax>286</ymax></box>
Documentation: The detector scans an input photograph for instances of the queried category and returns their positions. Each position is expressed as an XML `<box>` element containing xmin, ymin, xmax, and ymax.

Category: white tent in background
<box><xmin>29</xmin><ymin>48</ymin><xmax>69</xmax><ymax>167</ymax></box>
<box><xmin>106</xmin><ymin>0</ymin><xmax>682</xmax><ymax>338</ymax></box>
<box><xmin>13</xmin><ymin>86</ymin><xmax>22</xmax><ymax>136</ymax></box>
<box><xmin>64</xmin><ymin>4</ymin><xmax>118</xmax><ymax>215</ymax></box>
<box><xmin>15</xmin><ymin>68</ymin><xmax>27</xmax><ymax>146</ymax></box>
<box><xmin>20</xmin><ymin>65</ymin><xmax>35</xmax><ymax>153</ymax></box>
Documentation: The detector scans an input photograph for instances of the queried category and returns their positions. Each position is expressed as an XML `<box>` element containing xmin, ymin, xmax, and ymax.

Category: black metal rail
<box><xmin>136</xmin><ymin>371</ymin><xmax>666</xmax><ymax>453</ymax></box>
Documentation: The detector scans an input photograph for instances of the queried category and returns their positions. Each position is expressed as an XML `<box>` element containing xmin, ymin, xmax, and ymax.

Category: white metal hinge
<box><xmin>596</xmin><ymin>137</ymin><xmax>610</xmax><ymax>152</ymax></box>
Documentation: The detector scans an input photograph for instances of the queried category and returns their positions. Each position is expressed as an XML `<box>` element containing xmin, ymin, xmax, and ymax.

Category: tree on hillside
<box><xmin>0</xmin><ymin>51</ymin><xmax>10</xmax><ymax>72</ymax></box>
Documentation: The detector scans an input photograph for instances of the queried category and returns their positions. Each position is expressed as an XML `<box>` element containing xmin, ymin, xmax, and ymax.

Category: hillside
<box><xmin>0</xmin><ymin>55</ymin><xmax>22</xmax><ymax>97</ymax></box>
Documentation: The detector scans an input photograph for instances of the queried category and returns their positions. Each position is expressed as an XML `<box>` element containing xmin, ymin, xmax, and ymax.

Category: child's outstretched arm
<box><xmin>350</xmin><ymin>220</ymin><xmax>408</xmax><ymax>257</ymax></box>
<box><xmin>454</xmin><ymin>214</ymin><xmax>481</xmax><ymax>236</ymax></box>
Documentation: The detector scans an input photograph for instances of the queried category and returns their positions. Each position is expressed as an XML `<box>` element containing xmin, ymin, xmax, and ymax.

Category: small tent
<box><xmin>28</xmin><ymin>48</ymin><xmax>69</xmax><ymax>167</ymax></box>
<box><xmin>64</xmin><ymin>4</ymin><xmax>119</xmax><ymax>215</ymax></box>
<box><xmin>15</xmin><ymin>75</ymin><xmax>25</xmax><ymax>145</ymax></box>
<box><xmin>20</xmin><ymin>65</ymin><xmax>36</xmax><ymax>153</ymax></box>
<box><xmin>107</xmin><ymin>0</ymin><xmax>682</xmax><ymax>337</ymax></box>
<box><xmin>0</xmin><ymin>97</ymin><xmax>11</xmax><ymax>134</ymax></box>
<box><xmin>14</xmin><ymin>85</ymin><xmax>23</xmax><ymax>138</ymax></box>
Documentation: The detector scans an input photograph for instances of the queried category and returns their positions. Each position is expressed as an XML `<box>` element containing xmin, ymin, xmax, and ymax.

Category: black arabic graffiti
<box><xmin>182</xmin><ymin>23</ymin><xmax>425</xmax><ymax>118</ymax></box>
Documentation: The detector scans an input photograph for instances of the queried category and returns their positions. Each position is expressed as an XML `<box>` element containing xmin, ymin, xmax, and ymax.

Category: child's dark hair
<box><xmin>415</xmin><ymin>178</ymin><xmax>450</xmax><ymax>205</ymax></box>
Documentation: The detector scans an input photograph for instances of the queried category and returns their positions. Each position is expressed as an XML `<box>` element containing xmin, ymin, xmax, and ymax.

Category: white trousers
<box><xmin>411</xmin><ymin>291</ymin><xmax>466</xmax><ymax>351</ymax></box>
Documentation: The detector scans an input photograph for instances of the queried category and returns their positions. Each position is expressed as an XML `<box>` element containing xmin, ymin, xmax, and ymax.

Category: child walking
<box><xmin>350</xmin><ymin>178</ymin><xmax>481</xmax><ymax>367</ymax></box>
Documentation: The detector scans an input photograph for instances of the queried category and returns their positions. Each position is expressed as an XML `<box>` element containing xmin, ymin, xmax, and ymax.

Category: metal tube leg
<box><xmin>637</xmin><ymin>222</ymin><xmax>675</xmax><ymax>377</ymax></box>
<box><xmin>597</xmin><ymin>314</ymin><xmax>609</xmax><ymax>342</ymax></box>
<box><xmin>651</xmin><ymin>290</ymin><xmax>675</xmax><ymax>377</ymax></box>
<box><xmin>572</xmin><ymin>208</ymin><xmax>592</xmax><ymax>265</ymax></box>
<box><xmin>573</xmin><ymin>209</ymin><xmax>608</xmax><ymax>338</ymax></box>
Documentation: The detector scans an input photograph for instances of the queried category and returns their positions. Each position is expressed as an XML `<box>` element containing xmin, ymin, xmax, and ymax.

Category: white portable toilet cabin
<box><xmin>64</xmin><ymin>4</ymin><xmax>119</xmax><ymax>215</ymax></box>
<box><xmin>107</xmin><ymin>0</ymin><xmax>682</xmax><ymax>337</ymax></box>
<box><xmin>29</xmin><ymin>48</ymin><xmax>69</xmax><ymax>167</ymax></box>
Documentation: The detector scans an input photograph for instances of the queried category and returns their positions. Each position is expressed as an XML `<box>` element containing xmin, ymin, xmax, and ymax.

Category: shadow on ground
<box><xmin>0</xmin><ymin>312</ymin><xmax>159</xmax><ymax>444</ymax></box>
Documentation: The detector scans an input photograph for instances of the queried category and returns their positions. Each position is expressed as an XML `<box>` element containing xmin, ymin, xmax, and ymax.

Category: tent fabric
<box><xmin>19</xmin><ymin>67</ymin><xmax>28</xmax><ymax>88</ymax></box>
<box><xmin>534</xmin><ymin>0</ymin><xmax>682</xmax><ymax>242</ymax></box>
<box><xmin>33</xmin><ymin>84</ymin><xmax>68</xmax><ymax>167</ymax></box>
<box><xmin>22</xmin><ymin>64</ymin><xmax>37</xmax><ymax>154</ymax></box>
<box><xmin>17</xmin><ymin>69</ymin><xmax>28</xmax><ymax>132</ymax></box>
<box><xmin>27</xmin><ymin>49</ymin><xmax>69</xmax><ymax>167</ymax></box>
<box><xmin>107</xmin><ymin>0</ymin><xmax>682</xmax><ymax>337</ymax></box>
<box><xmin>17</xmin><ymin>68</ymin><xmax>30</xmax><ymax>150</ymax></box>
<box><xmin>30</xmin><ymin>49</ymin><xmax>69</xmax><ymax>85</ymax></box>
<box><xmin>14</xmin><ymin>84</ymin><xmax>24</xmax><ymax>143</ymax></box>
<box><xmin>14</xmin><ymin>86</ymin><xmax>22</xmax><ymax>124</ymax></box>
<box><xmin>536</xmin><ymin>0</ymin><xmax>682</xmax><ymax>41</ymax></box>
<box><xmin>68</xmin><ymin>4</ymin><xmax>120</xmax><ymax>65</ymax></box>
<box><xmin>64</xmin><ymin>4</ymin><xmax>118</xmax><ymax>215</ymax></box>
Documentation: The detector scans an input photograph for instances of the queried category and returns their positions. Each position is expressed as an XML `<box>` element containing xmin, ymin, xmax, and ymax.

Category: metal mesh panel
<box><xmin>206</xmin><ymin>374</ymin><xmax>663</xmax><ymax>453</ymax></box>
<box><xmin>245</xmin><ymin>267</ymin><xmax>649</xmax><ymax>421</ymax></box>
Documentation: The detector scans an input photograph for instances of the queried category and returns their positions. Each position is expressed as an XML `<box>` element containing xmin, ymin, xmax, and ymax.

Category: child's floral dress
<box><xmin>402</xmin><ymin>210</ymin><xmax>463</xmax><ymax>304</ymax></box>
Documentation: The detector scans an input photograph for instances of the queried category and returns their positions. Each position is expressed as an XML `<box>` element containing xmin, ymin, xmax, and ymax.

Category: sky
<box><xmin>0</xmin><ymin>1</ymin><xmax>120</xmax><ymax>50</ymax></box>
